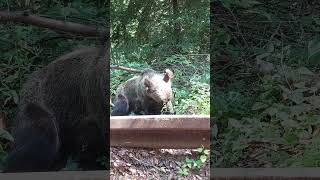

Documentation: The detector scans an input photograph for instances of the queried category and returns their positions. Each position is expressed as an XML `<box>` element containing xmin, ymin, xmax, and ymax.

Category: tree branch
<box><xmin>0</xmin><ymin>11</ymin><xmax>108</xmax><ymax>40</ymax></box>
<box><xmin>110</xmin><ymin>65</ymin><xmax>142</xmax><ymax>73</ymax></box>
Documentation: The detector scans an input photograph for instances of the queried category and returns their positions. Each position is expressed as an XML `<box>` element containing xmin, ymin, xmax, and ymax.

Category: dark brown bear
<box><xmin>3</xmin><ymin>46</ymin><xmax>108</xmax><ymax>172</ymax></box>
<box><xmin>112</xmin><ymin>68</ymin><xmax>174</xmax><ymax>116</ymax></box>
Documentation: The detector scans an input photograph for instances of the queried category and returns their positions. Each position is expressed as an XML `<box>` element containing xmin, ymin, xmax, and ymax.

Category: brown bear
<box><xmin>111</xmin><ymin>68</ymin><xmax>175</xmax><ymax>116</ymax></box>
<box><xmin>3</xmin><ymin>46</ymin><xmax>108</xmax><ymax>172</ymax></box>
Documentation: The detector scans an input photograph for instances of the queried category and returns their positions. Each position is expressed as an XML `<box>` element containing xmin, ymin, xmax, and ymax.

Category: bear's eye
<box><xmin>147</xmin><ymin>88</ymin><xmax>156</xmax><ymax>93</ymax></box>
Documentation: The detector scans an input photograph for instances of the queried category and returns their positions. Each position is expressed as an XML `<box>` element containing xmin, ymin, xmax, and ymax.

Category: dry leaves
<box><xmin>110</xmin><ymin>147</ymin><xmax>210</xmax><ymax>180</ymax></box>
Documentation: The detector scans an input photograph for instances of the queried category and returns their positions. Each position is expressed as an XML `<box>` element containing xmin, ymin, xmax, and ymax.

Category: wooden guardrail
<box><xmin>0</xmin><ymin>170</ymin><xmax>107</xmax><ymax>180</ymax></box>
<box><xmin>3</xmin><ymin>168</ymin><xmax>320</xmax><ymax>179</ymax></box>
<box><xmin>110</xmin><ymin>115</ymin><xmax>210</xmax><ymax>149</ymax></box>
<box><xmin>211</xmin><ymin>168</ymin><xmax>320</xmax><ymax>179</ymax></box>
<box><xmin>3</xmin><ymin>116</ymin><xmax>320</xmax><ymax>179</ymax></box>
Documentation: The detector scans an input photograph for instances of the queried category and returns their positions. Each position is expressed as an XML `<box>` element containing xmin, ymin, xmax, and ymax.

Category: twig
<box><xmin>226</xmin><ymin>7</ymin><xmax>248</xmax><ymax>48</ymax></box>
<box><xmin>110</xmin><ymin>65</ymin><xmax>142</xmax><ymax>73</ymax></box>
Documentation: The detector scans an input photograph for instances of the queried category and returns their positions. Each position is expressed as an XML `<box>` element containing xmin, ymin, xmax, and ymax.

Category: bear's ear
<box><xmin>163</xmin><ymin>69</ymin><xmax>173</xmax><ymax>82</ymax></box>
<box><xmin>117</xmin><ymin>93</ymin><xmax>127</xmax><ymax>100</ymax></box>
<box><xmin>24</xmin><ymin>103</ymin><xmax>51</xmax><ymax>120</ymax></box>
<box><xmin>141</xmin><ymin>68</ymin><xmax>155</xmax><ymax>76</ymax></box>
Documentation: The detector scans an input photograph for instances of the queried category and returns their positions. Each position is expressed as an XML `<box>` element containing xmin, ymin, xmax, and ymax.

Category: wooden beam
<box><xmin>110</xmin><ymin>115</ymin><xmax>210</xmax><ymax>149</ymax></box>
<box><xmin>211</xmin><ymin>168</ymin><xmax>320</xmax><ymax>179</ymax></box>
<box><xmin>0</xmin><ymin>171</ymin><xmax>107</xmax><ymax>180</ymax></box>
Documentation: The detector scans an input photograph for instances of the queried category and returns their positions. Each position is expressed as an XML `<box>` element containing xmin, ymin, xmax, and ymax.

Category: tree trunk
<box><xmin>172</xmin><ymin>0</ymin><xmax>181</xmax><ymax>53</ymax></box>
<box><xmin>136</xmin><ymin>1</ymin><xmax>154</xmax><ymax>41</ymax></box>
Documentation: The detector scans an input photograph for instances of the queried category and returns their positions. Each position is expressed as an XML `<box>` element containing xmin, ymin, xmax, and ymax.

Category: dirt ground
<box><xmin>110</xmin><ymin>147</ymin><xmax>210</xmax><ymax>180</ymax></box>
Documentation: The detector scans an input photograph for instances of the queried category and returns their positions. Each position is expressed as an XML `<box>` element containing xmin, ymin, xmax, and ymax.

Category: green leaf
<box><xmin>185</xmin><ymin>157</ymin><xmax>193</xmax><ymax>164</ymax></box>
<box><xmin>308</xmin><ymin>36</ymin><xmax>320</xmax><ymax>64</ymax></box>
<box><xmin>194</xmin><ymin>159</ymin><xmax>203</xmax><ymax>168</ymax></box>
<box><xmin>260</xmin><ymin>127</ymin><xmax>281</xmax><ymax>141</ymax></box>
<box><xmin>296</xmin><ymin>67</ymin><xmax>314</xmax><ymax>76</ymax></box>
<box><xmin>281</xmin><ymin>119</ymin><xmax>299</xmax><ymax>128</ymax></box>
<box><xmin>177</xmin><ymin>167</ymin><xmax>189</xmax><ymax>176</ymax></box>
<box><xmin>279</xmin><ymin>85</ymin><xmax>291</xmax><ymax>96</ymax></box>
<box><xmin>301</xmin><ymin>16</ymin><xmax>314</xmax><ymax>26</ymax></box>
<box><xmin>245</xmin><ymin>9</ymin><xmax>272</xmax><ymax>21</ymax></box>
<box><xmin>0</xmin><ymin>129</ymin><xmax>14</xmax><ymax>142</ymax></box>
<box><xmin>200</xmin><ymin>155</ymin><xmax>207</xmax><ymax>163</ymax></box>
<box><xmin>228</xmin><ymin>118</ymin><xmax>242</xmax><ymax>128</ymax></box>
<box><xmin>305</xmin><ymin>96</ymin><xmax>320</xmax><ymax>107</ymax></box>
<box><xmin>63</xmin><ymin>159</ymin><xmax>79</xmax><ymax>171</ymax></box>
<box><xmin>277</xmin><ymin>111</ymin><xmax>290</xmax><ymax>121</ymax></box>
<box><xmin>256</xmin><ymin>52</ymin><xmax>271</xmax><ymax>60</ymax></box>
<box><xmin>298</xmin><ymin>130</ymin><xmax>312</xmax><ymax>140</ymax></box>
<box><xmin>238</xmin><ymin>0</ymin><xmax>261</xmax><ymax>8</ymax></box>
<box><xmin>4</xmin><ymin>74</ymin><xmax>18</xmax><ymax>83</ymax></box>
<box><xmin>293</xmin><ymin>82</ymin><xmax>306</xmax><ymax>89</ymax></box>
<box><xmin>193</xmin><ymin>147</ymin><xmax>204</xmax><ymax>153</ymax></box>
<box><xmin>252</xmin><ymin>102</ymin><xmax>268</xmax><ymax>110</ymax></box>
<box><xmin>282</xmin><ymin>133</ymin><xmax>299</xmax><ymax>145</ymax></box>
<box><xmin>11</xmin><ymin>90</ymin><xmax>19</xmax><ymax>104</ymax></box>
<box><xmin>263</xmin><ymin>106</ymin><xmax>278</xmax><ymax>116</ymax></box>
<box><xmin>288</xmin><ymin>91</ymin><xmax>304</xmax><ymax>104</ymax></box>
<box><xmin>220</xmin><ymin>0</ymin><xmax>232</xmax><ymax>8</ymax></box>
<box><xmin>290</xmin><ymin>104</ymin><xmax>312</xmax><ymax>116</ymax></box>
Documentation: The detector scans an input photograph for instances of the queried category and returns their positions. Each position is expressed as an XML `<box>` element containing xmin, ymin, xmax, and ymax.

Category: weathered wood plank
<box><xmin>110</xmin><ymin>115</ymin><xmax>210</xmax><ymax>149</ymax></box>
<box><xmin>211</xmin><ymin>168</ymin><xmax>320</xmax><ymax>179</ymax></box>
<box><xmin>0</xmin><ymin>170</ymin><xmax>108</xmax><ymax>180</ymax></box>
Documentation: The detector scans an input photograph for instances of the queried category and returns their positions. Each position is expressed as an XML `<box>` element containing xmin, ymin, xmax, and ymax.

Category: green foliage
<box><xmin>0</xmin><ymin>143</ymin><xmax>9</xmax><ymax>170</ymax></box>
<box><xmin>97</xmin><ymin>155</ymin><xmax>108</xmax><ymax>168</ymax></box>
<box><xmin>0</xmin><ymin>129</ymin><xmax>14</xmax><ymax>142</ymax></box>
<box><xmin>62</xmin><ymin>157</ymin><xmax>80</xmax><ymax>171</ymax></box>
<box><xmin>220</xmin><ymin>0</ymin><xmax>261</xmax><ymax>9</ymax></box>
<box><xmin>212</xmin><ymin>0</ymin><xmax>320</xmax><ymax>167</ymax></box>
<box><xmin>215</xmin><ymin>61</ymin><xmax>320</xmax><ymax>167</ymax></box>
<box><xmin>177</xmin><ymin>146</ymin><xmax>210</xmax><ymax>177</ymax></box>
<box><xmin>308</xmin><ymin>36</ymin><xmax>320</xmax><ymax>64</ymax></box>
<box><xmin>111</xmin><ymin>0</ymin><xmax>210</xmax><ymax>115</ymax></box>
<box><xmin>175</xmin><ymin>81</ymin><xmax>210</xmax><ymax>115</ymax></box>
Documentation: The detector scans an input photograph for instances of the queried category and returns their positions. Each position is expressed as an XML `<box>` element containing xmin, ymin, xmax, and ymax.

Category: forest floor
<box><xmin>110</xmin><ymin>147</ymin><xmax>210</xmax><ymax>180</ymax></box>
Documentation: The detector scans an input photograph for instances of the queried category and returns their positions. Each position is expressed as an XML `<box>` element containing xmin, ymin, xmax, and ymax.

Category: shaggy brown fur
<box><xmin>112</xmin><ymin>68</ymin><xmax>174</xmax><ymax>115</ymax></box>
<box><xmin>3</xmin><ymin>46</ymin><xmax>108</xmax><ymax>172</ymax></box>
